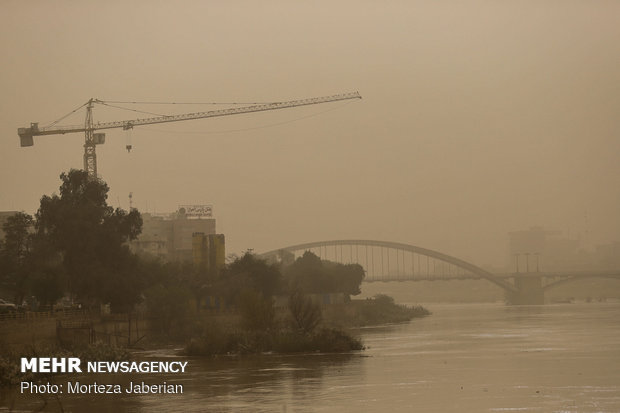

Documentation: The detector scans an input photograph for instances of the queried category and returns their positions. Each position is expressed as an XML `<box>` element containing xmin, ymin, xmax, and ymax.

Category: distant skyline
<box><xmin>1</xmin><ymin>1</ymin><xmax>619</xmax><ymax>268</ymax></box>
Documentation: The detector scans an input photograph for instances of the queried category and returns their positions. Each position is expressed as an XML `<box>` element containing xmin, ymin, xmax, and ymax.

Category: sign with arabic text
<box><xmin>178</xmin><ymin>205</ymin><xmax>213</xmax><ymax>218</ymax></box>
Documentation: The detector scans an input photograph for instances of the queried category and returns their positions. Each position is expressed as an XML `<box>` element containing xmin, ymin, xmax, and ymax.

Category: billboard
<box><xmin>178</xmin><ymin>204</ymin><xmax>213</xmax><ymax>218</ymax></box>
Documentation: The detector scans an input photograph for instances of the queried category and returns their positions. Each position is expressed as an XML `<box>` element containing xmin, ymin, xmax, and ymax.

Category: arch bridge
<box><xmin>259</xmin><ymin>239</ymin><xmax>620</xmax><ymax>304</ymax></box>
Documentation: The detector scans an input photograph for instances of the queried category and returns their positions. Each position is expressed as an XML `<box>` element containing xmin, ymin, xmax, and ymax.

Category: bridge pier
<box><xmin>508</xmin><ymin>275</ymin><xmax>544</xmax><ymax>305</ymax></box>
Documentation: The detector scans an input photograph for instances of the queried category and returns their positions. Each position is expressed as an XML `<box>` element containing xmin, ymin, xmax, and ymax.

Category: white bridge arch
<box><xmin>259</xmin><ymin>239</ymin><xmax>517</xmax><ymax>292</ymax></box>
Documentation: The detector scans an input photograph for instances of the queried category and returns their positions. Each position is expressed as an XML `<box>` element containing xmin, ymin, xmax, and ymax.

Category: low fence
<box><xmin>1</xmin><ymin>305</ymin><xmax>273</xmax><ymax>350</ymax></box>
<box><xmin>0</xmin><ymin>310</ymin><xmax>148</xmax><ymax>350</ymax></box>
<box><xmin>56</xmin><ymin>319</ymin><xmax>94</xmax><ymax>347</ymax></box>
<box><xmin>0</xmin><ymin>308</ymin><xmax>87</xmax><ymax>322</ymax></box>
<box><xmin>55</xmin><ymin>316</ymin><xmax>149</xmax><ymax>348</ymax></box>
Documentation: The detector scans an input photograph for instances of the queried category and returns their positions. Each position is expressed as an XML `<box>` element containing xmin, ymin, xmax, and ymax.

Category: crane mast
<box><xmin>84</xmin><ymin>99</ymin><xmax>96</xmax><ymax>177</ymax></box>
<box><xmin>18</xmin><ymin>92</ymin><xmax>361</xmax><ymax>178</ymax></box>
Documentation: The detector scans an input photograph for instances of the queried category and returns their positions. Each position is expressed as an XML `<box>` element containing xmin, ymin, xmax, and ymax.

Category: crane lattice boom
<box><xmin>18</xmin><ymin>91</ymin><xmax>361</xmax><ymax>177</ymax></box>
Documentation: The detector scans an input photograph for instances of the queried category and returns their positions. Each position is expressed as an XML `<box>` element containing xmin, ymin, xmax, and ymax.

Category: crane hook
<box><xmin>124</xmin><ymin>123</ymin><xmax>133</xmax><ymax>152</ymax></box>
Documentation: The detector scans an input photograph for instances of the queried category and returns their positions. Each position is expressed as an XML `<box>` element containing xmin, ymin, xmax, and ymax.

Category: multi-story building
<box><xmin>131</xmin><ymin>206</ymin><xmax>221</xmax><ymax>263</ymax></box>
<box><xmin>192</xmin><ymin>233</ymin><xmax>226</xmax><ymax>274</ymax></box>
<box><xmin>1</xmin><ymin>207</ymin><xmax>226</xmax><ymax>265</ymax></box>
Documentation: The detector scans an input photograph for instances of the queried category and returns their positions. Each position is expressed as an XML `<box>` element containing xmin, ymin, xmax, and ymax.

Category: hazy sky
<box><xmin>1</xmin><ymin>1</ymin><xmax>618</xmax><ymax>268</ymax></box>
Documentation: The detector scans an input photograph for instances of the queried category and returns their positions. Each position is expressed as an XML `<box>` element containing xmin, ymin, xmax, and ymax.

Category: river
<box><xmin>2</xmin><ymin>302</ymin><xmax>620</xmax><ymax>412</ymax></box>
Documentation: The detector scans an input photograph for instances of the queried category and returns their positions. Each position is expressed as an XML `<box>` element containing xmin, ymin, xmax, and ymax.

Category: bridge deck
<box><xmin>260</xmin><ymin>240</ymin><xmax>619</xmax><ymax>292</ymax></box>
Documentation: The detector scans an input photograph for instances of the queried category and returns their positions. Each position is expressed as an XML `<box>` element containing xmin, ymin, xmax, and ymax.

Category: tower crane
<box><xmin>17</xmin><ymin>92</ymin><xmax>362</xmax><ymax>178</ymax></box>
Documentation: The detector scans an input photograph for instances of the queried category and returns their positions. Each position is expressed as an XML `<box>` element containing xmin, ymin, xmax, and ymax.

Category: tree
<box><xmin>288</xmin><ymin>290</ymin><xmax>322</xmax><ymax>334</ymax></box>
<box><xmin>284</xmin><ymin>251</ymin><xmax>332</xmax><ymax>293</ymax></box>
<box><xmin>144</xmin><ymin>284</ymin><xmax>192</xmax><ymax>335</ymax></box>
<box><xmin>0</xmin><ymin>212</ymin><xmax>34</xmax><ymax>304</ymax></box>
<box><xmin>35</xmin><ymin>169</ymin><xmax>143</xmax><ymax>310</ymax></box>
<box><xmin>238</xmin><ymin>289</ymin><xmax>276</xmax><ymax>332</ymax></box>
<box><xmin>283</xmin><ymin>251</ymin><xmax>365</xmax><ymax>296</ymax></box>
<box><xmin>29</xmin><ymin>266</ymin><xmax>65</xmax><ymax>307</ymax></box>
<box><xmin>222</xmin><ymin>253</ymin><xmax>282</xmax><ymax>300</ymax></box>
<box><xmin>325</xmin><ymin>262</ymin><xmax>365</xmax><ymax>296</ymax></box>
<box><xmin>1</xmin><ymin>212</ymin><xmax>33</xmax><ymax>263</ymax></box>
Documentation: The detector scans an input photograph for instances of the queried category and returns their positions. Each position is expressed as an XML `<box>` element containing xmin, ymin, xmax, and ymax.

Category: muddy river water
<box><xmin>2</xmin><ymin>302</ymin><xmax>620</xmax><ymax>412</ymax></box>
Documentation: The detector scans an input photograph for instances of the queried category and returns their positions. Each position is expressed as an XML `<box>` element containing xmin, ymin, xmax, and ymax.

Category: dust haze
<box><xmin>1</xmin><ymin>0</ymin><xmax>618</xmax><ymax>269</ymax></box>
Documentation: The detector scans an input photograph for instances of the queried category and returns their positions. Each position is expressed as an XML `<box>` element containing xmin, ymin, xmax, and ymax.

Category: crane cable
<box><xmin>95</xmin><ymin>101</ymin><xmax>167</xmax><ymax>117</ymax></box>
<box><xmin>44</xmin><ymin>101</ymin><xmax>89</xmax><ymax>128</ymax></box>
<box><xmin>42</xmin><ymin>96</ymin><xmax>354</xmax><ymax>131</ymax></box>
<box><xmin>101</xmin><ymin>100</ymin><xmax>277</xmax><ymax>105</ymax></box>
<box><xmin>94</xmin><ymin>99</ymin><xmax>282</xmax><ymax>120</ymax></box>
<box><xmin>43</xmin><ymin>100</ymin><xmax>167</xmax><ymax>128</ymax></box>
<box><xmin>140</xmin><ymin>99</ymin><xmax>356</xmax><ymax>135</ymax></box>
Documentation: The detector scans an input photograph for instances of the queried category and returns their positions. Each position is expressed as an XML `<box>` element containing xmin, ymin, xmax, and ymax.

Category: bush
<box><xmin>271</xmin><ymin>328</ymin><xmax>362</xmax><ymax>353</ymax></box>
<box><xmin>0</xmin><ymin>353</ymin><xmax>33</xmax><ymax>386</ymax></box>
<box><xmin>271</xmin><ymin>331</ymin><xmax>315</xmax><ymax>353</ymax></box>
<box><xmin>238</xmin><ymin>290</ymin><xmax>275</xmax><ymax>332</ymax></box>
<box><xmin>288</xmin><ymin>291</ymin><xmax>322</xmax><ymax>334</ymax></box>
<box><xmin>185</xmin><ymin>333</ymin><xmax>239</xmax><ymax>356</ymax></box>
<box><xmin>74</xmin><ymin>341</ymin><xmax>131</xmax><ymax>362</ymax></box>
<box><xmin>312</xmin><ymin>328</ymin><xmax>363</xmax><ymax>352</ymax></box>
<box><xmin>323</xmin><ymin>295</ymin><xmax>430</xmax><ymax>327</ymax></box>
<box><xmin>184</xmin><ymin>322</ymin><xmax>363</xmax><ymax>356</ymax></box>
<box><xmin>358</xmin><ymin>295</ymin><xmax>430</xmax><ymax>325</ymax></box>
<box><xmin>145</xmin><ymin>284</ymin><xmax>192</xmax><ymax>336</ymax></box>
<box><xmin>373</xmin><ymin>294</ymin><xmax>395</xmax><ymax>306</ymax></box>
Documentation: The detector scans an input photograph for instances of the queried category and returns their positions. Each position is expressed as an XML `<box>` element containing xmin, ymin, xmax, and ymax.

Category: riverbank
<box><xmin>3</xmin><ymin>302</ymin><xmax>618</xmax><ymax>412</ymax></box>
<box><xmin>0</xmin><ymin>295</ymin><xmax>430</xmax><ymax>376</ymax></box>
<box><xmin>323</xmin><ymin>294</ymin><xmax>431</xmax><ymax>328</ymax></box>
<box><xmin>183</xmin><ymin>294</ymin><xmax>428</xmax><ymax>357</ymax></box>
<box><xmin>185</xmin><ymin>326</ymin><xmax>363</xmax><ymax>356</ymax></box>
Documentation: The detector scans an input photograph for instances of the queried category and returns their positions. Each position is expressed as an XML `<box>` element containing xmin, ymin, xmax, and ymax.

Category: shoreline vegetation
<box><xmin>183</xmin><ymin>294</ymin><xmax>430</xmax><ymax>357</ymax></box>
<box><xmin>0</xmin><ymin>295</ymin><xmax>430</xmax><ymax>385</ymax></box>
<box><xmin>326</xmin><ymin>295</ymin><xmax>431</xmax><ymax>328</ymax></box>
<box><xmin>0</xmin><ymin>170</ymin><xmax>430</xmax><ymax>385</ymax></box>
<box><xmin>185</xmin><ymin>326</ymin><xmax>364</xmax><ymax>356</ymax></box>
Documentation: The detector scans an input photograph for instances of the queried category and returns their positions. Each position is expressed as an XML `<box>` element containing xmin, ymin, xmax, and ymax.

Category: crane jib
<box><xmin>17</xmin><ymin>91</ymin><xmax>362</xmax><ymax>175</ymax></box>
<box><xmin>18</xmin><ymin>92</ymin><xmax>361</xmax><ymax>140</ymax></box>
